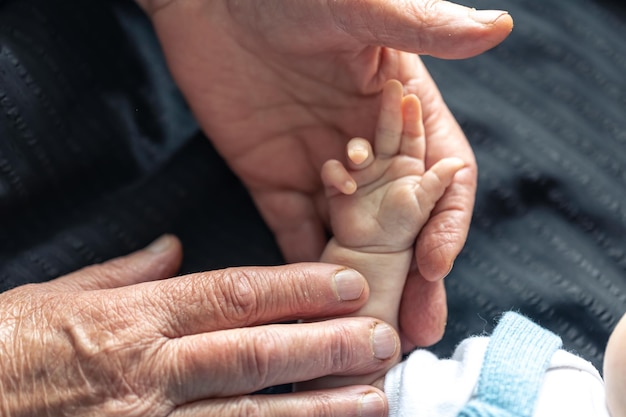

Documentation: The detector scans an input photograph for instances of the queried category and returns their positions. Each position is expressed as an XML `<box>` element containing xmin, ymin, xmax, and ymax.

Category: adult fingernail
<box><xmin>146</xmin><ymin>235</ymin><xmax>173</xmax><ymax>253</ymax></box>
<box><xmin>333</xmin><ymin>269</ymin><xmax>365</xmax><ymax>301</ymax></box>
<box><xmin>372</xmin><ymin>323</ymin><xmax>398</xmax><ymax>360</ymax></box>
<box><xmin>470</xmin><ymin>9</ymin><xmax>509</xmax><ymax>25</ymax></box>
<box><xmin>359</xmin><ymin>392</ymin><xmax>385</xmax><ymax>417</ymax></box>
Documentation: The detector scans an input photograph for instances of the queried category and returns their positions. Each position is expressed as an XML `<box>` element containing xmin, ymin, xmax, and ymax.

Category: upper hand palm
<box><xmin>151</xmin><ymin>0</ymin><xmax>425</xmax><ymax>262</ymax></box>
<box><xmin>146</xmin><ymin>0</ymin><xmax>512</xmax><ymax>346</ymax></box>
<box><xmin>329</xmin><ymin>158</ymin><xmax>428</xmax><ymax>252</ymax></box>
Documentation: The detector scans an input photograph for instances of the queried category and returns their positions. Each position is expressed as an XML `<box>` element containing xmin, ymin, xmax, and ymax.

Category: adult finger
<box><xmin>145</xmin><ymin>264</ymin><xmax>369</xmax><ymax>337</ymax></box>
<box><xmin>331</xmin><ymin>0</ymin><xmax>513</xmax><ymax>59</ymax></box>
<box><xmin>403</xmin><ymin>63</ymin><xmax>477</xmax><ymax>282</ymax></box>
<box><xmin>48</xmin><ymin>234</ymin><xmax>183</xmax><ymax>291</ymax></box>
<box><xmin>415</xmin><ymin>163</ymin><xmax>475</xmax><ymax>281</ymax></box>
<box><xmin>399</xmin><ymin>263</ymin><xmax>448</xmax><ymax>348</ymax></box>
<box><xmin>164</xmin><ymin>318</ymin><xmax>399</xmax><ymax>403</ymax></box>
<box><xmin>171</xmin><ymin>386</ymin><xmax>387</xmax><ymax>417</ymax></box>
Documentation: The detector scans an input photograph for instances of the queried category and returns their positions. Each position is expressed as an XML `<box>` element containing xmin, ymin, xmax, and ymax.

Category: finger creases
<box><xmin>163</xmin><ymin>319</ymin><xmax>398</xmax><ymax>404</ymax></box>
<box><xmin>151</xmin><ymin>263</ymin><xmax>367</xmax><ymax>338</ymax></box>
<box><xmin>170</xmin><ymin>386</ymin><xmax>386</xmax><ymax>417</ymax></box>
<box><xmin>339</xmin><ymin>0</ymin><xmax>513</xmax><ymax>59</ymax></box>
<box><xmin>415</xmin><ymin>181</ymin><xmax>472</xmax><ymax>282</ymax></box>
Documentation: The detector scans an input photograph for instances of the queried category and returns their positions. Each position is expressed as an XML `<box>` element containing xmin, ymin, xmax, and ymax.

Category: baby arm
<box><xmin>320</xmin><ymin>80</ymin><xmax>464</xmax><ymax>331</ymax></box>
<box><xmin>298</xmin><ymin>80</ymin><xmax>463</xmax><ymax>390</ymax></box>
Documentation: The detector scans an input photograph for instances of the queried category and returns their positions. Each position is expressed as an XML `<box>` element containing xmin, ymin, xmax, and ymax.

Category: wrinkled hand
<box><xmin>0</xmin><ymin>236</ymin><xmax>398</xmax><ymax>417</ymax></box>
<box><xmin>138</xmin><ymin>0</ymin><xmax>513</xmax><ymax>346</ymax></box>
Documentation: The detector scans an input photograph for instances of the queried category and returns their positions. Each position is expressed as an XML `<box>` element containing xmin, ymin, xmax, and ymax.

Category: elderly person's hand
<box><xmin>0</xmin><ymin>236</ymin><xmax>397</xmax><ymax>416</ymax></box>
<box><xmin>135</xmin><ymin>0</ymin><xmax>513</xmax><ymax>347</ymax></box>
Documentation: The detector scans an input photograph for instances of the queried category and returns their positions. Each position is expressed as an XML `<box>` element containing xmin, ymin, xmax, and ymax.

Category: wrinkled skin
<box><xmin>138</xmin><ymin>0</ymin><xmax>513</xmax><ymax>347</ymax></box>
<box><xmin>299</xmin><ymin>82</ymin><xmax>465</xmax><ymax>391</ymax></box>
<box><xmin>0</xmin><ymin>236</ymin><xmax>398</xmax><ymax>416</ymax></box>
<box><xmin>0</xmin><ymin>1</ymin><xmax>515</xmax><ymax>415</ymax></box>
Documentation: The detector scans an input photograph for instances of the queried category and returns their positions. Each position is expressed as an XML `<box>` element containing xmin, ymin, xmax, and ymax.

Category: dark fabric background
<box><xmin>0</xmin><ymin>0</ymin><xmax>624</xmax><ymax>380</ymax></box>
<box><xmin>425</xmin><ymin>0</ymin><xmax>626</xmax><ymax>370</ymax></box>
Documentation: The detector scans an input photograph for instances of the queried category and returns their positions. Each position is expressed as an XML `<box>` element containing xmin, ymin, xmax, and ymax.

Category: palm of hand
<box><xmin>323</xmin><ymin>80</ymin><xmax>462</xmax><ymax>256</ymax></box>
<box><xmin>145</xmin><ymin>0</ymin><xmax>511</xmax><ymax>347</ymax></box>
<box><xmin>148</xmin><ymin>0</ymin><xmax>457</xmax><ymax>263</ymax></box>
<box><xmin>328</xmin><ymin>156</ymin><xmax>429</xmax><ymax>253</ymax></box>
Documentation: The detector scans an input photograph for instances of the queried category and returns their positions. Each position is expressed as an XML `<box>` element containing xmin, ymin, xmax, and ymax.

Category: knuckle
<box><xmin>229</xmin><ymin>393</ymin><xmax>335</xmax><ymax>417</ymax></box>
<box><xmin>327</xmin><ymin>324</ymin><xmax>359</xmax><ymax>372</ymax></box>
<box><xmin>163</xmin><ymin>268</ymin><xmax>265</xmax><ymax>330</ymax></box>
<box><xmin>237</xmin><ymin>331</ymin><xmax>277</xmax><ymax>389</ymax></box>
<box><xmin>298</xmin><ymin>321</ymin><xmax>363</xmax><ymax>375</ymax></box>
<box><xmin>309</xmin><ymin>394</ymin><xmax>336</xmax><ymax>416</ymax></box>
<box><xmin>206</xmin><ymin>266</ymin><xmax>313</xmax><ymax>325</ymax></box>
<box><xmin>230</xmin><ymin>396</ymin><xmax>264</xmax><ymax>417</ymax></box>
<box><xmin>212</xmin><ymin>268</ymin><xmax>263</xmax><ymax>325</ymax></box>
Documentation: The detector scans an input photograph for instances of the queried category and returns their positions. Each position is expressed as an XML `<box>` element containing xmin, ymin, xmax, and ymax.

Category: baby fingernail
<box><xmin>470</xmin><ymin>9</ymin><xmax>509</xmax><ymax>25</ymax></box>
<box><xmin>344</xmin><ymin>180</ymin><xmax>357</xmax><ymax>194</ymax></box>
<box><xmin>333</xmin><ymin>269</ymin><xmax>365</xmax><ymax>301</ymax></box>
<box><xmin>349</xmin><ymin>147</ymin><xmax>368</xmax><ymax>165</ymax></box>
<box><xmin>372</xmin><ymin>323</ymin><xmax>398</xmax><ymax>360</ymax></box>
<box><xmin>360</xmin><ymin>392</ymin><xmax>385</xmax><ymax>417</ymax></box>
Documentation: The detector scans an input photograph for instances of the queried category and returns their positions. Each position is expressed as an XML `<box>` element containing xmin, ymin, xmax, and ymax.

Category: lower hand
<box><xmin>0</xmin><ymin>236</ymin><xmax>397</xmax><ymax>416</ymax></box>
<box><xmin>138</xmin><ymin>0</ymin><xmax>513</xmax><ymax>347</ymax></box>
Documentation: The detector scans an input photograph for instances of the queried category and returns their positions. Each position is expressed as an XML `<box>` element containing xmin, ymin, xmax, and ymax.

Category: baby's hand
<box><xmin>321</xmin><ymin>80</ymin><xmax>464</xmax><ymax>254</ymax></box>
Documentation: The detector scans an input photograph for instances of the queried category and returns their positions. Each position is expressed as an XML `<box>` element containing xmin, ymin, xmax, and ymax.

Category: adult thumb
<box><xmin>335</xmin><ymin>0</ymin><xmax>513</xmax><ymax>59</ymax></box>
<box><xmin>49</xmin><ymin>234</ymin><xmax>183</xmax><ymax>291</ymax></box>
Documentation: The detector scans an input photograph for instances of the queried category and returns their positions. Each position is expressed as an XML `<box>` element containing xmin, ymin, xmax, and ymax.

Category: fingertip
<box><xmin>140</xmin><ymin>235</ymin><xmax>184</xmax><ymax>280</ymax></box>
<box><xmin>380</xmin><ymin>80</ymin><xmax>404</xmax><ymax>110</ymax></box>
<box><xmin>419</xmin><ymin>254</ymin><xmax>455</xmax><ymax>282</ymax></box>
<box><xmin>342</xmin><ymin>179</ymin><xmax>358</xmax><ymax>195</ymax></box>
<box><xmin>360</xmin><ymin>391</ymin><xmax>387</xmax><ymax>417</ymax></box>
<box><xmin>333</xmin><ymin>268</ymin><xmax>367</xmax><ymax>301</ymax></box>
<box><xmin>146</xmin><ymin>234</ymin><xmax>180</xmax><ymax>254</ymax></box>
<box><xmin>401</xmin><ymin>93</ymin><xmax>420</xmax><ymax>110</ymax></box>
<box><xmin>347</xmin><ymin>137</ymin><xmax>373</xmax><ymax>168</ymax></box>
<box><xmin>399</xmin><ymin>278</ymin><xmax>448</xmax><ymax>347</ymax></box>
<box><xmin>449</xmin><ymin>157</ymin><xmax>466</xmax><ymax>169</ymax></box>
<box><xmin>372</xmin><ymin>322</ymin><xmax>400</xmax><ymax>361</ymax></box>
<box><xmin>384</xmin><ymin>79</ymin><xmax>403</xmax><ymax>92</ymax></box>
<box><xmin>420</xmin><ymin>5</ymin><xmax>514</xmax><ymax>58</ymax></box>
<box><xmin>469</xmin><ymin>10</ymin><xmax>514</xmax><ymax>51</ymax></box>
<box><xmin>401</xmin><ymin>94</ymin><xmax>422</xmax><ymax>127</ymax></box>
<box><xmin>145</xmin><ymin>234</ymin><xmax>184</xmax><ymax>273</ymax></box>
<box><xmin>443</xmin><ymin>157</ymin><xmax>467</xmax><ymax>176</ymax></box>
<box><xmin>469</xmin><ymin>9</ymin><xmax>511</xmax><ymax>27</ymax></box>
<box><xmin>347</xmin><ymin>145</ymin><xmax>369</xmax><ymax>166</ymax></box>
<box><xmin>382</xmin><ymin>79</ymin><xmax>404</xmax><ymax>106</ymax></box>
<box><xmin>321</xmin><ymin>159</ymin><xmax>350</xmax><ymax>192</ymax></box>
<box><xmin>433</xmin><ymin>261</ymin><xmax>454</xmax><ymax>282</ymax></box>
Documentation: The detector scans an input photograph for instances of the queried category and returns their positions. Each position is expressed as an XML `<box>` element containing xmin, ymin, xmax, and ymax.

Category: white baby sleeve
<box><xmin>385</xmin><ymin>337</ymin><xmax>490</xmax><ymax>417</ymax></box>
<box><xmin>384</xmin><ymin>328</ymin><xmax>610</xmax><ymax>417</ymax></box>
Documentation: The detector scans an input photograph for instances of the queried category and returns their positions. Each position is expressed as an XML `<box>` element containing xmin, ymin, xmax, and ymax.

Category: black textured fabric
<box><xmin>0</xmin><ymin>0</ymin><xmax>282</xmax><ymax>293</ymax></box>
<box><xmin>0</xmin><ymin>0</ymin><xmax>624</xmax><ymax>381</ymax></box>
<box><xmin>426</xmin><ymin>0</ymin><xmax>626</xmax><ymax>370</ymax></box>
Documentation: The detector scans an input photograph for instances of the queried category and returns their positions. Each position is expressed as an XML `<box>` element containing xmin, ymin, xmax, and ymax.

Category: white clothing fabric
<box><xmin>385</xmin><ymin>336</ymin><xmax>609</xmax><ymax>417</ymax></box>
